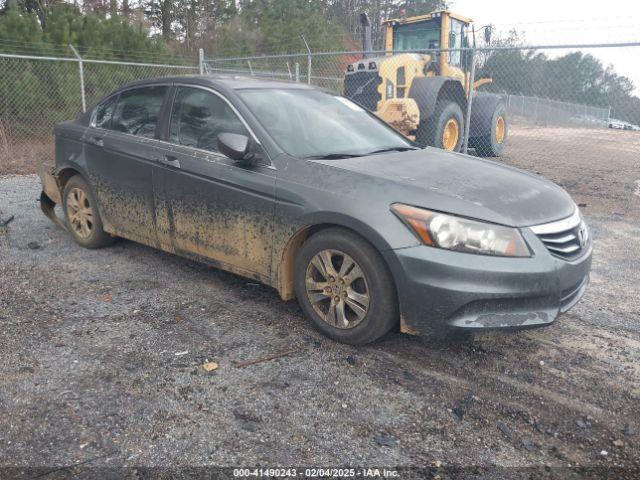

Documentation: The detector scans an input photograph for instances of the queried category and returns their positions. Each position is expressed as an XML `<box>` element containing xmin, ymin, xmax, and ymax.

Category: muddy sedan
<box><xmin>40</xmin><ymin>75</ymin><xmax>592</xmax><ymax>345</ymax></box>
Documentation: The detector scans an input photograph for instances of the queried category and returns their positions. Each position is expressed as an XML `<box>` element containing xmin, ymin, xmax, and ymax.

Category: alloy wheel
<box><xmin>305</xmin><ymin>249</ymin><xmax>370</xmax><ymax>329</ymax></box>
<box><xmin>66</xmin><ymin>187</ymin><xmax>94</xmax><ymax>239</ymax></box>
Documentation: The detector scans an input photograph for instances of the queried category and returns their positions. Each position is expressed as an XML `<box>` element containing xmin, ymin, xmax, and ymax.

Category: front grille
<box><xmin>530</xmin><ymin>210</ymin><xmax>589</xmax><ymax>260</ymax></box>
<box><xmin>343</xmin><ymin>71</ymin><xmax>381</xmax><ymax>112</ymax></box>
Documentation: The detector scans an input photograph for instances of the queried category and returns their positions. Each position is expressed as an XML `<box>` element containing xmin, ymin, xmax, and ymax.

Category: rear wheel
<box><xmin>62</xmin><ymin>175</ymin><xmax>114</xmax><ymax>249</ymax></box>
<box><xmin>472</xmin><ymin>102</ymin><xmax>507</xmax><ymax>157</ymax></box>
<box><xmin>294</xmin><ymin>228</ymin><xmax>398</xmax><ymax>345</ymax></box>
<box><xmin>416</xmin><ymin>100</ymin><xmax>464</xmax><ymax>152</ymax></box>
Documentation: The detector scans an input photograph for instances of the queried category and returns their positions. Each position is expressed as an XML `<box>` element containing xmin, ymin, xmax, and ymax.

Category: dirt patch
<box><xmin>0</xmin><ymin>138</ymin><xmax>53</xmax><ymax>176</ymax></box>
<box><xmin>494</xmin><ymin>124</ymin><xmax>640</xmax><ymax>220</ymax></box>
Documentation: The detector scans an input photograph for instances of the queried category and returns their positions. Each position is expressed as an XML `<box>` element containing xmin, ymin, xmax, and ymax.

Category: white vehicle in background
<box><xmin>608</xmin><ymin>119</ymin><xmax>639</xmax><ymax>131</ymax></box>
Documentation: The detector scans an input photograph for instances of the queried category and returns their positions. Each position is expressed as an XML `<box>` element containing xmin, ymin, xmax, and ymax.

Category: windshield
<box><xmin>238</xmin><ymin>89</ymin><xmax>413</xmax><ymax>158</ymax></box>
<box><xmin>393</xmin><ymin>19</ymin><xmax>441</xmax><ymax>51</ymax></box>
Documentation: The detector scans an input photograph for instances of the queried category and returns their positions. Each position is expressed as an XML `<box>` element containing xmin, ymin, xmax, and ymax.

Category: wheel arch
<box><xmin>39</xmin><ymin>165</ymin><xmax>99</xmax><ymax>234</ymax></box>
<box><xmin>39</xmin><ymin>165</ymin><xmax>87</xmax><ymax>208</ymax></box>
<box><xmin>408</xmin><ymin>76</ymin><xmax>467</xmax><ymax>124</ymax></box>
<box><xmin>55</xmin><ymin>166</ymin><xmax>86</xmax><ymax>190</ymax></box>
<box><xmin>276</xmin><ymin>215</ymin><xmax>396</xmax><ymax>301</ymax></box>
<box><xmin>53</xmin><ymin>164</ymin><xmax>109</xmax><ymax>229</ymax></box>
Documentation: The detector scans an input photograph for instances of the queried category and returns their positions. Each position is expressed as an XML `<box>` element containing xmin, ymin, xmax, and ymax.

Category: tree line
<box><xmin>0</xmin><ymin>0</ymin><xmax>444</xmax><ymax>60</ymax></box>
<box><xmin>0</xmin><ymin>0</ymin><xmax>638</xmax><ymax>126</ymax></box>
<box><xmin>479</xmin><ymin>31</ymin><xmax>640</xmax><ymax>126</ymax></box>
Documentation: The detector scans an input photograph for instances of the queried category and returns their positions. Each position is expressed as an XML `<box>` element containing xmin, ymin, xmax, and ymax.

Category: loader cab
<box><xmin>384</xmin><ymin>11</ymin><xmax>472</xmax><ymax>81</ymax></box>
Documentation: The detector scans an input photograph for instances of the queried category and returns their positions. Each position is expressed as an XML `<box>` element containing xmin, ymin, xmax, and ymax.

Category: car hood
<box><xmin>316</xmin><ymin>148</ymin><xmax>575</xmax><ymax>227</ymax></box>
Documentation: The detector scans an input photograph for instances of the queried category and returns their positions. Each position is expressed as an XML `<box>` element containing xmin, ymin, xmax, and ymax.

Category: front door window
<box><xmin>169</xmin><ymin>87</ymin><xmax>249</xmax><ymax>153</ymax></box>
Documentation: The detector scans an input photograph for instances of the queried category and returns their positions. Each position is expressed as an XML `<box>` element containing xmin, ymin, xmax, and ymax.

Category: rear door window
<box><xmin>169</xmin><ymin>87</ymin><xmax>249</xmax><ymax>153</ymax></box>
<box><xmin>110</xmin><ymin>86</ymin><xmax>168</xmax><ymax>139</ymax></box>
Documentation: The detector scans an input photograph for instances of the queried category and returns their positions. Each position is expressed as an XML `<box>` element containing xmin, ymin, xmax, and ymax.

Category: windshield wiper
<box><xmin>303</xmin><ymin>153</ymin><xmax>366</xmax><ymax>160</ymax></box>
<box><xmin>365</xmin><ymin>146</ymin><xmax>419</xmax><ymax>155</ymax></box>
<box><xmin>304</xmin><ymin>147</ymin><xmax>418</xmax><ymax>160</ymax></box>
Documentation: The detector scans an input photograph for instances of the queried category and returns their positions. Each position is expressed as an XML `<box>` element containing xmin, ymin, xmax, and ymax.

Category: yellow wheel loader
<box><xmin>344</xmin><ymin>11</ymin><xmax>507</xmax><ymax>156</ymax></box>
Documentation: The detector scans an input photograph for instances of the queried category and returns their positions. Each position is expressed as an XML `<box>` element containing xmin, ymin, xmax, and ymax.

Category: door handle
<box><xmin>159</xmin><ymin>154</ymin><xmax>180</xmax><ymax>168</ymax></box>
<box><xmin>90</xmin><ymin>136</ymin><xmax>104</xmax><ymax>147</ymax></box>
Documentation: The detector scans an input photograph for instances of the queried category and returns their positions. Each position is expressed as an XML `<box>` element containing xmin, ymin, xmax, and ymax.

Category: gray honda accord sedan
<box><xmin>40</xmin><ymin>75</ymin><xmax>591</xmax><ymax>345</ymax></box>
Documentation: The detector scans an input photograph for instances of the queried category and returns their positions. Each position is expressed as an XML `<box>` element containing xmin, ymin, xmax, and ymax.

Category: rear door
<box><xmin>157</xmin><ymin>85</ymin><xmax>277</xmax><ymax>280</ymax></box>
<box><xmin>83</xmin><ymin>94</ymin><xmax>117</xmax><ymax>183</ymax></box>
<box><xmin>84</xmin><ymin>85</ymin><xmax>169</xmax><ymax>247</ymax></box>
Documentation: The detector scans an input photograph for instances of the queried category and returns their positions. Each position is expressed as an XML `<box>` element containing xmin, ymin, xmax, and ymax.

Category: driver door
<box><xmin>157</xmin><ymin>86</ymin><xmax>276</xmax><ymax>281</ymax></box>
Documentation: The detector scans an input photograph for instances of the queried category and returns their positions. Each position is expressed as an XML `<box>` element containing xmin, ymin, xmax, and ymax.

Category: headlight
<box><xmin>391</xmin><ymin>203</ymin><xmax>530</xmax><ymax>257</ymax></box>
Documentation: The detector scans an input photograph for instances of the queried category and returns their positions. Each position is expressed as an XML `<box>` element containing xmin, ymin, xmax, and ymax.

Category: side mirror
<box><xmin>484</xmin><ymin>25</ymin><xmax>492</xmax><ymax>44</ymax></box>
<box><xmin>218</xmin><ymin>133</ymin><xmax>250</xmax><ymax>161</ymax></box>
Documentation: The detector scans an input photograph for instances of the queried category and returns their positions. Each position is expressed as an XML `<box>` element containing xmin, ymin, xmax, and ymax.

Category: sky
<box><xmin>449</xmin><ymin>0</ymin><xmax>640</xmax><ymax>91</ymax></box>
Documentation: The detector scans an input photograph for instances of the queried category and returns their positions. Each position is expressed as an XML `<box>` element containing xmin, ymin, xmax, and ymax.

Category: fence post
<box><xmin>295</xmin><ymin>62</ymin><xmax>300</xmax><ymax>82</ymax></box>
<box><xmin>69</xmin><ymin>44</ymin><xmax>86</xmax><ymax>113</ymax></box>
<box><xmin>462</xmin><ymin>49</ymin><xmax>476</xmax><ymax>155</ymax></box>
<box><xmin>198</xmin><ymin>48</ymin><xmax>204</xmax><ymax>75</ymax></box>
<box><xmin>301</xmin><ymin>34</ymin><xmax>312</xmax><ymax>85</ymax></box>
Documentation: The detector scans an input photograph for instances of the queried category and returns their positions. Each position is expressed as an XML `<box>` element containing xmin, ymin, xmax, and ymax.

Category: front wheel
<box><xmin>294</xmin><ymin>228</ymin><xmax>398</xmax><ymax>345</ymax></box>
<box><xmin>416</xmin><ymin>100</ymin><xmax>464</xmax><ymax>152</ymax></box>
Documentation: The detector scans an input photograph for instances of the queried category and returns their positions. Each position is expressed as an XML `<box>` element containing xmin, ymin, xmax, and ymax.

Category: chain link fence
<box><xmin>0</xmin><ymin>51</ymin><xmax>197</xmax><ymax>175</ymax></box>
<box><xmin>203</xmin><ymin>44</ymin><xmax>639</xmax><ymax>134</ymax></box>
<box><xmin>1</xmin><ymin>42</ymin><xmax>640</xmax><ymax>216</ymax></box>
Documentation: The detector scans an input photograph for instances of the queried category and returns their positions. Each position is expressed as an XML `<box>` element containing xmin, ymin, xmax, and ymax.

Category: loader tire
<box><xmin>471</xmin><ymin>102</ymin><xmax>507</xmax><ymax>157</ymax></box>
<box><xmin>416</xmin><ymin>100</ymin><xmax>464</xmax><ymax>152</ymax></box>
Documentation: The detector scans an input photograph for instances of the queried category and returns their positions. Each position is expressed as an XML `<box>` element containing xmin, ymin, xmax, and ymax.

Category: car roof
<box><xmin>119</xmin><ymin>74</ymin><xmax>316</xmax><ymax>92</ymax></box>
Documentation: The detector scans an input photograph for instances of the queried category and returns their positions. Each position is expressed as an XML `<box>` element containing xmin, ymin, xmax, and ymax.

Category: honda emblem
<box><xmin>578</xmin><ymin>223</ymin><xmax>588</xmax><ymax>248</ymax></box>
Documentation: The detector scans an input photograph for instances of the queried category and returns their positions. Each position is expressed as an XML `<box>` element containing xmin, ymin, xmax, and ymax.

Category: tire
<box><xmin>472</xmin><ymin>102</ymin><xmax>507</xmax><ymax>157</ymax></box>
<box><xmin>294</xmin><ymin>228</ymin><xmax>398</xmax><ymax>345</ymax></box>
<box><xmin>416</xmin><ymin>99</ymin><xmax>464</xmax><ymax>152</ymax></box>
<box><xmin>62</xmin><ymin>175</ymin><xmax>114</xmax><ymax>249</ymax></box>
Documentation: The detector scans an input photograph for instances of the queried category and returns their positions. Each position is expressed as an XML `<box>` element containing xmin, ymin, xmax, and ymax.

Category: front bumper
<box><xmin>383</xmin><ymin>228</ymin><xmax>592</xmax><ymax>335</ymax></box>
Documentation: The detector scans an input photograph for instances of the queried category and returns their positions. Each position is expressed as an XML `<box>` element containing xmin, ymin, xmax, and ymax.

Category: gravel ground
<box><xmin>1</xmin><ymin>174</ymin><xmax>639</xmax><ymax>477</ymax></box>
